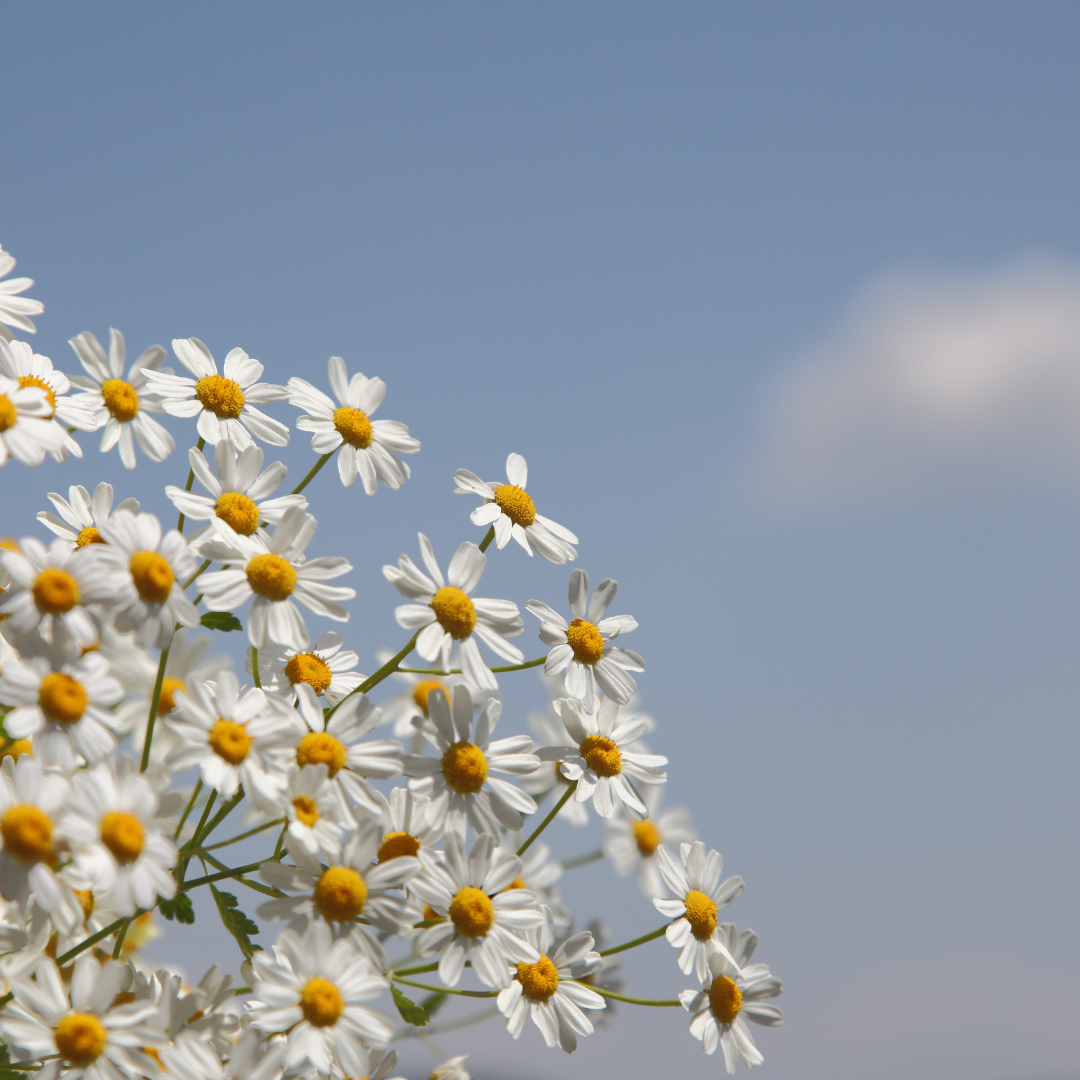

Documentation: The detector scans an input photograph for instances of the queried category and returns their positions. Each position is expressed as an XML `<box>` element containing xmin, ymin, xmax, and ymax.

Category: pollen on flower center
<box><xmin>333</xmin><ymin>406</ymin><xmax>374</xmax><ymax>449</ymax></box>
<box><xmin>377</xmin><ymin>831</ymin><xmax>421</xmax><ymax>862</ymax></box>
<box><xmin>299</xmin><ymin>977</ymin><xmax>345</xmax><ymax>1028</ymax></box>
<box><xmin>493</xmin><ymin>484</ymin><xmax>536</xmax><ymax>528</ymax></box>
<box><xmin>449</xmin><ymin>886</ymin><xmax>494</xmax><ymax>938</ymax></box>
<box><xmin>209</xmin><ymin>719</ymin><xmax>252</xmax><ymax>765</ymax></box>
<box><xmin>17</xmin><ymin>375</ymin><xmax>56</xmax><ymax>416</ymax></box>
<box><xmin>683</xmin><ymin>888</ymin><xmax>718</xmax><ymax>940</ymax></box>
<box><xmin>194</xmin><ymin>374</ymin><xmax>245</xmax><ymax>419</ymax></box>
<box><xmin>633</xmin><ymin>818</ymin><xmax>661</xmax><ymax>857</ymax></box>
<box><xmin>291</xmin><ymin>795</ymin><xmax>319</xmax><ymax>826</ymax></box>
<box><xmin>296</xmin><ymin>732</ymin><xmax>347</xmax><ymax>777</ymax></box>
<box><xmin>708</xmin><ymin>975</ymin><xmax>743</xmax><ymax>1025</ymax></box>
<box><xmin>32</xmin><ymin>568</ymin><xmax>80</xmax><ymax>615</ymax></box>
<box><xmin>100</xmin><ymin>378</ymin><xmax>140</xmax><ymax>421</ymax></box>
<box><xmin>0</xmin><ymin>804</ymin><xmax>54</xmax><ymax>863</ymax></box>
<box><xmin>430</xmin><ymin>587</ymin><xmax>476</xmax><ymax>639</ymax></box>
<box><xmin>0</xmin><ymin>393</ymin><xmax>16</xmax><ymax>432</ymax></box>
<box><xmin>129</xmin><ymin>551</ymin><xmax>174</xmax><ymax>604</ymax></box>
<box><xmin>214</xmin><ymin>491</ymin><xmax>260</xmax><ymax>535</ymax></box>
<box><xmin>579</xmin><ymin>734</ymin><xmax>621</xmax><ymax>777</ymax></box>
<box><xmin>100</xmin><ymin>811</ymin><xmax>145</xmax><ymax>863</ymax></box>
<box><xmin>54</xmin><ymin>1013</ymin><xmax>107</xmax><ymax>1065</ymax></box>
<box><xmin>284</xmin><ymin>652</ymin><xmax>332</xmax><ymax>695</ymax></box>
<box><xmin>38</xmin><ymin>673</ymin><xmax>88</xmax><ymax>724</ymax></box>
<box><xmin>441</xmin><ymin>741</ymin><xmax>488</xmax><ymax>794</ymax></box>
<box><xmin>565</xmin><ymin>618</ymin><xmax>605</xmax><ymax>665</ymax></box>
<box><xmin>246</xmin><ymin>553</ymin><xmax>297</xmax><ymax>601</ymax></box>
<box><xmin>314</xmin><ymin>866</ymin><xmax>368</xmax><ymax>921</ymax></box>
<box><xmin>516</xmin><ymin>954</ymin><xmax>559</xmax><ymax>1002</ymax></box>
<box><xmin>412</xmin><ymin>678</ymin><xmax>446</xmax><ymax>715</ymax></box>
<box><xmin>75</xmin><ymin>526</ymin><xmax>106</xmax><ymax>548</ymax></box>
<box><xmin>157</xmin><ymin>676</ymin><xmax>186</xmax><ymax>715</ymax></box>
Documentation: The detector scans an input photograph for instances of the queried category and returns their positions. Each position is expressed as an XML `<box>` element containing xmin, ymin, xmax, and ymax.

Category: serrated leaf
<box><xmin>391</xmin><ymin>985</ymin><xmax>430</xmax><ymax>1027</ymax></box>
<box><xmin>158</xmin><ymin>894</ymin><xmax>195</xmax><ymax>924</ymax></box>
<box><xmin>210</xmin><ymin>885</ymin><xmax>260</xmax><ymax>960</ymax></box>
<box><xmin>200</xmin><ymin>611</ymin><xmax>243</xmax><ymax>632</ymax></box>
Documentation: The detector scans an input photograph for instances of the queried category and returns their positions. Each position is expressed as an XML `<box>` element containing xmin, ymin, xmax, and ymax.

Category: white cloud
<box><xmin>746</xmin><ymin>260</ymin><xmax>1080</xmax><ymax>508</ymax></box>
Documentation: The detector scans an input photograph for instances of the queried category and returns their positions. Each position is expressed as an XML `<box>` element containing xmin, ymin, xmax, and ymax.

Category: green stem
<box><xmin>391</xmin><ymin>961</ymin><xmax>441</xmax><ymax>976</ymax></box>
<box><xmin>517</xmin><ymin>780</ymin><xmax>577</xmax><ymax>857</ymax></box>
<box><xmin>292</xmin><ymin>451</ymin><xmax>334</xmax><ymax>496</ymax></box>
<box><xmin>196</xmin><ymin>850</ymin><xmax>282</xmax><ymax>897</ymax></box>
<box><xmin>478</xmin><ymin>526</ymin><xmax>496</xmax><ymax>553</ymax></box>
<box><xmin>177</xmin><ymin>436</ymin><xmax>205</xmax><ymax>533</ymax></box>
<box><xmin>180</xmin><ymin>860</ymin><xmax>267</xmax><ymax>892</ymax></box>
<box><xmin>177</xmin><ymin>789</ymin><xmax>217</xmax><ymax>881</ymax></box>
<box><xmin>195</xmin><ymin>788</ymin><xmax>245</xmax><ymax>846</ymax></box>
<box><xmin>326</xmin><ymin>630</ymin><xmax>419</xmax><ymax>719</ymax></box>
<box><xmin>251</xmin><ymin>646</ymin><xmax>262</xmax><ymax>689</ymax></box>
<box><xmin>560</xmin><ymin>847</ymin><xmax>605</xmax><ymax>871</ymax></box>
<box><xmin>140</xmin><ymin>645</ymin><xmax>170</xmax><ymax>772</ymax></box>
<box><xmin>202</xmin><ymin>816</ymin><xmax>284</xmax><ymax>850</ymax></box>
<box><xmin>393</xmin><ymin>977</ymin><xmax>496</xmax><ymax>999</ymax></box>
<box><xmin>174</xmin><ymin>779</ymin><xmax>203</xmax><ymax>840</ymax></box>
<box><xmin>397</xmin><ymin>655</ymin><xmax>546</xmax><ymax>676</ymax></box>
<box><xmin>582</xmin><ymin>984</ymin><xmax>681</xmax><ymax>1007</ymax></box>
<box><xmin>111</xmin><ymin>918</ymin><xmax>132</xmax><ymax>958</ymax></box>
<box><xmin>598</xmin><ymin>924</ymin><xmax>669</xmax><ymax>958</ymax></box>
<box><xmin>183</xmin><ymin>559</ymin><xmax>211</xmax><ymax>589</ymax></box>
<box><xmin>56</xmin><ymin>915</ymin><xmax>136</xmax><ymax>966</ymax></box>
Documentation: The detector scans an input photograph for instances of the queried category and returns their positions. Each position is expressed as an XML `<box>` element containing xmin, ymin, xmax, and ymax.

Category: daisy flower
<box><xmin>165</xmin><ymin>442</ymin><xmax>307</xmax><ymax>541</ymax></box>
<box><xmin>68</xmin><ymin>328</ymin><xmax>175</xmax><ymax>468</ymax></box>
<box><xmin>142</xmin><ymin>337</ymin><xmax>289</xmax><ymax>449</ymax></box>
<box><xmin>196</xmin><ymin>507</ymin><xmax>353</xmax><ymax>652</ymax></box>
<box><xmin>247</xmin><ymin>920</ymin><xmax>394</xmax><ymax>1071</ymax></box>
<box><xmin>79</xmin><ymin>510</ymin><xmax>199</xmax><ymax>649</ymax></box>
<box><xmin>58</xmin><ymin>756</ymin><xmax>179</xmax><ymax>915</ymax></box>
<box><xmin>250</xmin><ymin>631</ymin><xmax>363</xmax><ymax>705</ymax></box>
<box><xmin>159</xmin><ymin>1027</ymin><xmax>286</xmax><ymax>1080</ymax></box>
<box><xmin>496</xmin><ymin>906</ymin><xmax>605</xmax><ymax>1054</ymax></box>
<box><xmin>375</xmin><ymin>662</ymin><xmax>467</xmax><ymax>739</ymax></box>
<box><xmin>370</xmin><ymin>785</ymin><xmax>444</xmax><ymax>872</ymax></box>
<box><xmin>339</xmin><ymin>1048</ymin><xmax>403</xmax><ymax>1080</ymax></box>
<box><xmin>604</xmin><ymin>783</ymin><xmax>696</xmax><ymax>899</ymax></box>
<box><xmin>278</xmin><ymin>763</ymin><xmax>349</xmax><ymax>865</ymax></box>
<box><xmin>536</xmin><ymin>697</ymin><xmax>667</xmax><ymax>820</ymax></box>
<box><xmin>0</xmin><ymin>652</ymin><xmax>124</xmax><ymax>770</ymax></box>
<box><xmin>520</xmin><ymin>704</ymin><xmax>589</xmax><ymax>828</ymax></box>
<box><xmin>0</xmin><ymin>244</ymin><xmax>44</xmax><ymax>339</ymax></box>
<box><xmin>0</xmin><ymin>955</ymin><xmax>161</xmax><ymax>1080</ymax></box>
<box><xmin>680</xmin><ymin>925</ymin><xmax>784</xmax><ymax>1071</ymax></box>
<box><xmin>430</xmin><ymin>1058</ymin><xmax>472</xmax><ymax>1080</ymax></box>
<box><xmin>405</xmin><ymin>686</ymin><xmax>539</xmax><ymax>841</ymax></box>
<box><xmin>527</xmin><ymin>569</ymin><xmax>643</xmax><ymax>712</ymax></box>
<box><xmin>287</xmin><ymin>356</ymin><xmax>419</xmax><ymax>493</ymax></box>
<box><xmin>131</xmin><ymin>964</ymin><xmax>239</xmax><ymax>1054</ymax></box>
<box><xmin>0</xmin><ymin>372</ymin><xmax>64</xmax><ymax>466</ymax></box>
<box><xmin>454</xmin><ymin>453</ymin><xmax>578</xmax><ymax>564</ymax></box>
<box><xmin>37</xmin><ymin>483</ymin><xmax>139</xmax><ymax>550</ymax></box>
<box><xmin>654</xmin><ymin>841</ymin><xmax>746</xmax><ymax>981</ymax></box>
<box><xmin>383</xmin><ymin>534</ymin><xmax>524</xmax><ymax>691</ymax></box>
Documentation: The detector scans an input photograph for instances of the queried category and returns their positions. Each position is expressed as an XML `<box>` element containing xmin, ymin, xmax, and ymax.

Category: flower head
<box><xmin>0</xmin><ymin>372</ymin><xmax>64</xmax><ymax>466</ymax></box>
<box><xmin>0</xmin><ymin>245</ymin><xmax>44</xmax><ymax>338</ymax></box>
<box><xmin>37</xmin><ymin>483</ymin><xmax>139</xmax><ymax>551</ymax></box>
<box><xmin>604</xmin><ymin>783</ymin><xmax>696</xmax><ymax>898</ymax></box>
<box><xmin>250</xmin><ymin>631</ymin><xmax>362</xmax><ymax>705</ymax></box>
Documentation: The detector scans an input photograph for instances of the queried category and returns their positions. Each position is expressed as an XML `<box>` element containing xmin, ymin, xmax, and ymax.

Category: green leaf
<box><xmin>200</xmin><ymin>611</ymin><xmax>243</xmax><ymax>632</ymax></box>
<box><xmin>0</xmin><ymin>1041</ymin><xmax>23</xmax><ymax>1080</ymax></box>
<box><xmin>420</xmin><ymin>991</ymin><xmax>448</xmax><ymax>1018</ymax></box>
<box><xmin>209</xmin><ymin>885</ymin><xmax>260</xmax><ymax>959</ymax></box>
<box><xmin>158</xmin><ymin>894</ymin><xmax>195</xmax><ymax>924</ymax></box>
<box><xmin>391</xmin><ymin>985</ymin><xmax>430</xmax><ymax>1027</ymax></box>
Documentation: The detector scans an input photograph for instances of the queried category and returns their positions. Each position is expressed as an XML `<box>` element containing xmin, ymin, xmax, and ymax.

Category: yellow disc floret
<box><xmin>75</xmin><ymin>526</ymin><xmax>105</xmax><ymax>548</ymax></box>
<box><xmin>1</xmin><ymin>739</ymin><xmax>32</xmax><ymax>762</ymax></box>
<box><xmin>100</xmin><ymin>811</ymin><xmax>145</xmax><ymax>864</ymax></box>
<box><xmin>429</xmin><ymin>587</ymin><xmax>476</xmax><ymax>639</ymax></box>
<box><xmin>566</xmin><ymin>618</ymin><xmax>605</xmax><ymax>665</ymax></box>
<box><xmin>412</xmin><ymin>678</ymin><xmax>446</xmax><ymax>715</ymax></box>
<box><xmin>633</xmin><ymin>818</ymin><xmax>661</xmax><ymax>857</ymax></box>
<box><xmin>295</xmin><ymin>732</ymin><xmax>347</xmax><ymax>777</ymax></box>
<box><xmin>284</xmin><ymin>653</ymin><xmax>333</xmax><ymax>695</ymax></box>
<box><xmin>449</xmin><ymin>886</ymin><xmax>494</xmax><ymax>938</ymax></box>
<box><xmin>313</xmin><ymin>866</ymin><xmax>368</xmax><ymax>921</ymax></box>
<box><xmin>73</xmin><ymin>889</ymin><xmax>94</xmax><ymax>923</ymax></box>
<box><xmin>129</xmin><ymin>551</ymin><xmax>174</xmax><ymax>604</ymax></box>
<box><xmin>493</xmin><ymin>484</ymin><xmax>536</xmax><ymax>528</ymax></box>
<box><xmin>503</xmin><ymin>876</ymin><xmax>527</xmax><ymax>892</ymax></box>
<box><xmin>441</xmin><ymin>741</ymin><xmax>488</xmax><ymax>795</ymax></box>
<box><xmin>377</xmin><ymin>831</ymin><xmax>421</xmax><ymax>862</ymax></box>
<box><xmin>291</xmin><ymin>795</ymin><xmax>319</xmax><ymax>827</ymax></box>
<box><xmin>299</xmin><ymin>977</ymin><xmax>345</xmax><ymax>1028</ymax></box>
<box><xmin>54</xmin><ymin>1013</ymin><xmax>107</xmax><ymax>1066</ymax></box>
<box><xmin>18</xmin><ymin>375</ymin><xmax>56</xmax><ymax>415</ymax></box>
<box><xmin>246</xmin><ymin>553</ymin><xmax>296</xmax><ymax>601</ymax></box>
<box><xmin>208</xmin><ymin>719</ymin><xmax>252</xmax><ymax>765</ymax></box>
<box><xmin>214</xmin><ymin>491</ymin><xmax>260</xmax><ymax>535</ymax></box>
<box><xmin>38</xmin><ymin>673</ymin><xmax>88</xmax><ymax>724</ymax></box>
<box><xmin>100</xmin><ymin>379</ymin><xmax>140</xmax><ymax>421</ymax></box>
<box><xmin>194</xmin><ymin>375</ymin><xmax>245</xmax><ymax>419</ymax></box>
<box><xmin>708</xmin><ymin>975</ymin><xmax>743</xmax><ymax>1025</ymax></box>
<box><xmin>516</xmin><ymin>954</ymin><xmax>559</xmax><ymax>1002</ymax></box>
<box><xmin>579</xmin><ymin>734</ymin><xmax>621</xmax><ymax>777</ymax></box>
<box><xmin>333</xmin><ymin>406</ymin><xmax>374</xmax><ymax>449</ymax></box>
<box><xmin>157</xmin><ymin>676</ymin><xmax>186</xmax><ymax>715</ymax></box>
<box><xmin>1</xmin><ymin>804</ymin><xmax>54</xmax><ymax>863</ymax></box>
<box><xmin>32</xmin><ymin>568</ymin><xmax>80</xmax><ymax>615</ymax></box>
<box><xmin>683</xmin><ymin>888</ymin><xmax>718</xmax><ymax>941</ymax></box>
<box><xmin>0</xmin><ymin>393</ymin><xmax>16</xmax><ymax>432</ymax></box>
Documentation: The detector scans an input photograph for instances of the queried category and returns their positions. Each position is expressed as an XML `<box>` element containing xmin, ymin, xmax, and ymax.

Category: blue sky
<box><xmin>3</xmin><ymin>4</ymin><xmax>1080</xmax><ymax>1078</ymax></box>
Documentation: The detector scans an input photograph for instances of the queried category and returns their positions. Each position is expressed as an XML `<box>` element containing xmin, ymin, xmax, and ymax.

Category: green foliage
<box><xmin>159</xmin><ymin>893</ymin><xmax>196</xmax><ymax>924</ymax></box>
<box><xmin>210</xmin><ymin>885</ymin><xmax>260</xmax><ymax>959</ymax></box>
<box><xmin>421</xmin><ymin>991</ymin><xmax>448</xmax><ymax>1017</ymax></box>
<box><xmin>391</xmin><ymin>985</ymin><xmax>431</xmax><ymax>1026</ymax></box>
<box><xmin>0</xmin><ymin>1040</ymin><xmax>25</xmax><ymax>1080</ymax></box>
<box><xmin>200</xmin><ymin>611</ymin><xmax>243</xmax><ymax>632</ymax></box>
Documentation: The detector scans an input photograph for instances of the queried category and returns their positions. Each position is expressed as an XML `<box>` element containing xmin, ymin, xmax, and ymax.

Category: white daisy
<box><xmin>247</xmin><ymin>920</ymin><xmax>394</xmax><ymax>1071</ymax></box>
<box><xmin>429</xmin><ymin>1058</ymin><xmax>472</xmax><ymax>1080</ymax></box>
<box><xmin>278</xmin><ymin>763</ymin><xmax>348</xmax><ymax>865</ymax></box>
<box><xmin>68</xmin><ymin>329</ymin><xmax>175</xmax><ymax>468</ymax></box>
<box><xmin>527</xmin><ymin>569</ymin><xmax>643</xmax><ymax>711</ymax></box>
<box><xmin>159</xmin><ymin>1027</ymin><xmax>286</xmax><ymax>1080</ymax></box>
<box><xmin>50</xmin><ymin>889</ymin><xmax>129</xmax><ymax>977</ymax></box>
<box><xmin>680</xmin><ymin>925</ymin><xmax>783</xmax><ymax>1071</ymax></box>
<box><xmin>250</xmin><ymin>631</ymin><xmax>363</xmax><ymax>705</ymax></box>
<box><xmin>604</xmin><ymin>783</ymin><xmax>696</xmax><ymax>899</ymax></box>
<box><xmin>383</xmin><ymin>534</ymin><xmax>524</xmax><ymax>692</ymax></box>
<box><xmin>37</xmin><ymin>483</ymin><xmax>140</xmax><ymax>551</ymax></box>
<box><xmin>405</xmin><ymin>686</ymin><xmax>539</xmax><ymax>841</ymax></box>
<box><xmin>454</xmin><ymin>453</ymin><xmax>578</xmax><ymax>564</ymax></box>
<box><xmin>375</xmin><ymin>663</ymin><xmax>468</xmax><ymax>740</ymax></box>
<box><xmin>335</xmin><ymin>1047</ymin><xmax>402</xmax><ymax>1080</ymax></box>
<box><xmin>196</xmin><ymin>507</ymin><xmax>354</xmax><ymax>652</ymax></box>
<box><xmin>411</xmin><ymin>832</ymin><xmax>544</xmax><ymax>988</ymax></box>
<box><xmin>0</xmin><ymin>652</ymin><xmax>124</xmax><ymax>770</ymax></box>
<box><xmin>0</xmin><ymin>244</ymin><xmax>44</xmax><ymax>339</ymax></box>
<box><xmin>520</xmin><ymin>704</ymin><xmax>589</xmax><ymax>828</ymax></box>
<box><xmin>493</xmin><ymin>832</ymin><xmax>567</xmax><ymax>926</ymax></box>
<box><xmin>80</xmin><ymin>510</ymin><xmax>199</xmax><ymax>649</ymax></box>
<box><xmin>536</xmin><ymin>697</ymin><xmax>667</xmax><ymax>820</ymax></box>
<box><xmin>0</xmin><ymin>372</ymin><xmax>64</xmax><ymax>466</ymax></box>
<box><xmin>654</xmin><ymin>841</ymin><xmax>746</xmax><ymax>981</ymax></box>
<box><xmin>131</xmin><ymin>964</ymin><xmax>240</xmax><ymax>1054</ymax></box>
<box><xmin>370</xmin><ymin>785</ymin><xmax>444</xmax><ymax>873</ymax></box>
<box><xmin>287</xmin><ymin>356</ymin><xmax>419</xmax><ymax>493</ymax></box>
<box><xmin>58</xmin><ymin>756</ymin><xmax>179</xmax><ymax>915</ymax></box>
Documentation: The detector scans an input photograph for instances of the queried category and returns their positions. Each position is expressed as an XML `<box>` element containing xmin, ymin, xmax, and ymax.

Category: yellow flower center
<box><xmin>74</xmin><ymin>889</ymin><xmax>94</xmax><ymax>923</ymax></box>
<box><xmin>377</xmin><ymin>831</ymin><xmax>421</xmax><ymax>862</ymax></box>
<box><xmin>100</xmin><ymin>811</ymin><xmax>145</xmax><ymax>863</ymax></box>
<box><xmin>129</xmin><ymin>550</ymin><xmax>174</xmax><ymax>604</ymax></box>
<box><xmin>300</xmin><ymin>977</ymin><xmax>344</xmax><ymax>1028</ymax></box>
<box><xmin>579</xmin><ymin>734</ymin><xmax>621</xmax><ymax>777</ymax></box>
<box><xmin>333</xmin><ymin>406</ymin><xmax>374</xmax><ymax>449</ymax></box>
<box><xmin>208</xmin><ymin>719</ymin><xmax>252</xmax><ymax>765</ymax></box>
<box><xmin>0</xmin><ymin>393</ymin><xmax>16</xmax><ymax>432</ymax></box>
<box><xmin>291</xmin><ymin>795</ymin><xmax>319</xmax><ymax>827</ymax></box>
<box><xmin>157</xmin><ymin>676</ymin><xmax>186</xmax><ymax>715</ymax></box>
<box><xmin>1</xmin><ymin>739</ymin><xmax>32</xmax><ymax>762</ymax></box>
<box><xmin>0</xmin><ymin>804</ymin><xmax>54</xmax><ymax>863</ymax></box>
<box><xmin>18</xmin><ymin>375</ymin><xmax>56</xmax><ymax>416</ymax></box>
<box><xmin>32</xmin><ymin>568</ymin><xmax>80</xmax><ymax>615</ymax></box>
<box><xmin>296</xmin><ymin>732</ymin><xmax>348</xmax><ymax>777</ymax></box>
<box><xmin>708</xmin><ymin>975</ymin><xmax>743</xmax><ymax>1025</ymax></box>
<box><xmin>284</xmin><ymin>652</ymin><xmax>333</xmax><ymax>695</ymax></box>
<box><xmin>194</xmin><ymin>374</ymin><xmax>245</xmax><ymax>418</ymax></box>
<box><xmin>38</xmin><ymin>673</ymin><xmax>88</xmax><ymax>724</ymax></box>
<box><xmin>441</xmin><ymin>741</ymin><xmax>488</xmax><ymax>794</ymax></box>
<box><xmin>449</xmin><ymin>886</ymin><xmax>494</xmax><ymax>938</ymax></box>
<box><xmin>100</xmin><ymin>378</ymin><xmax>140</xmax><ymax>421</ymax></box>
<box><xmin>246</xmin><ymin>552</ymin><xmax>296</xmax><ymax>601</ymax></box>
<box><xmin>314</xmin><ymin>866</ymin><xmax>368</xmax><ymax>921</ymax></box>
<box><xmin>214</xmin><ymin>491</ymin><xmax>260</xmax><ymax>535</ymax></box>
<box><xmin>683</xmin><ymin>888</ymin><xmax>718</xmax><ymax>940</ymax></box>
<box><xmin>503</xmin><ymin>876</ymin><xmax>527</xmax><ymax>892</ymax></box>
<box><xmin>429</xmin><ymin>587</ymin><xmax>476</xmax><ymax>639</ymax></box>
<box><xmin>422</xmin><ymin>904</ymin><xmax>440</xmax><ymax>923</ymax></box>
<box><xmin>411</xmin><ymin>678</ymin><xmax>446</xmax><ymax>715</ymax></box>
<box><xmin>75</xmin><ymin>526</ymin><xmax>106</xmax><ymax>548</ymax></box>
<box><xmin>54</xmin><ymin>1013</ymin><xmax>107</xmax><ymax>1066</ymax></box>
<box><xmin>492</xmin><ymin>484</ymin><xmax>536</xmax><ymax>528</ymax></box>
<box><xmin>633</xmin><ymin>819</ymin><xmax>661</xmax><ymax>857</ymax></box>
<box><xmin>566</xmin><ymin>618</ymin><xmax>605</xmax><ymax>665</ymax></box>
<box><xmin>516</xmin><ymin>954</ymin><xmax>560</xmax><ymax>1002</ymax></box>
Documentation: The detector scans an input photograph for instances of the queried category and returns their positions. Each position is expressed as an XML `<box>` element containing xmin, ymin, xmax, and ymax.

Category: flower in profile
<box><xmin>160</xmin><ymin>1027</ymin><xmax>287</xmax><ymax>1080</ymax></box>
<box><xmin>0</xmin><ymin>372</ymin><xmax>64</xmax><ymax>466</ymax></box>
<box><xmin>278</xmin><ymin>763</ymin><xmax>348</xmax><ymax>865</ymax></box>
<box><xmin>429</xmin><ymin>1058</ymin><xmax>472</xmax><ymax>1080</ymax></box>
<box><xmin>375</xmin><ymin>660</ymin><xmax>472</xmax><ymax>740</ymax></box>
<box><xmin>37</xmin><ymin>482</ymin><xmax>139</xmax><ymax>551</ymax></box>
<box><xmin>604</xmin><ymin>783</ymin><xmax>696</xmax><ymax>898</ymax></box>
<box><xmin>0</xmin><ymin>244</ymin><xmax>44</xmax><ymax>338</ymax></box>
<box><xmin>370</xmin><ymin>785</ymin><xmax>444</xmax><ymax>873</ymax></box>
<box><xmin>527</xmin><ymin>569</ymin><xmax>643</xmax><ymax>711</ymax></box>
<box><xmin>68</xmin><ymin>328</ymin><xmax>175</xmax><ymax>468</ymax></box>
<box><xmin>454</xmin><ymin>453</ymin><xmax>578</xmax><ymax>564</ymax></box>
<box><xmin>143</xmin><ymin>337</ymin><xmax>289</xmax><ymax>449</ymax></box>
<box><xmin>251</xmin><ymin>631</ymin><xmax>363</xmax><ymax>705</ymax></box>
<box><xmin>679</xmin><ymin>924</ymin><xmax>783</xmax><ymax>1072</ymax></box>
<box><xmin>287</xmin><ymin>356</ymin><xmax>419</xmax><ymax>493</ymax></box>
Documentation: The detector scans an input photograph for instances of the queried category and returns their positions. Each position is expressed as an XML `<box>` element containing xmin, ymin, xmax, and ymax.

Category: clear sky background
<box><xmin>3</xmin><ymin>4</ymin><xmax>1080</xmax><ymax>1079</ymax></box>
